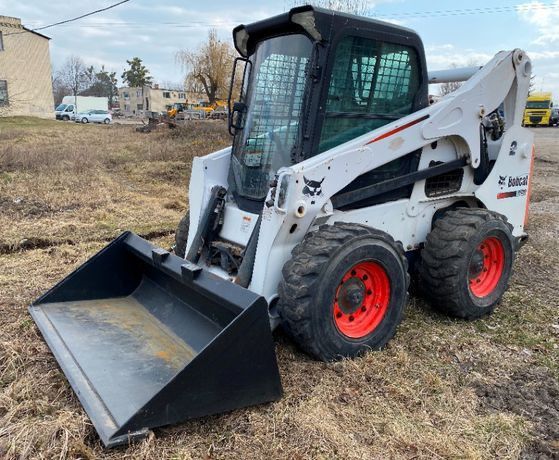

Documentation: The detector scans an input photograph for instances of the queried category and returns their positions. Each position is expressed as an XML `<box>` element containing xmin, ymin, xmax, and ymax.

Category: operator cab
<box><xmin>228</xmin><ymin>5</ymin><xmax>429</xmax><ymax>212</ymax></box>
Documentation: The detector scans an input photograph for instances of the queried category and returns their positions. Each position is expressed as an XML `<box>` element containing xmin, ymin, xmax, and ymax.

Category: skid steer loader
<box><xmin>30</xmin><ymin>6</ymin><xmax>534</xmax><ymax>447</ymax></box>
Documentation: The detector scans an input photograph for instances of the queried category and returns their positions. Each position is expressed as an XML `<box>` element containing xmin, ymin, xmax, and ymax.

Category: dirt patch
<box><xmin>0</xmin><ymin>237</ymin><xmax>74</xmax><ymax>254</ymax></box>
<box><xmin>0</xmin><ymin>196</ymin><xmax>54</xmax><ymax>218</ymax></box>
<box><xmin>535</xmin><ymin>156</ymin><xmax>557</xmax><ymax>165</ymax></box>
<box><xmin>0</xmin><ymin>229</ymin><xmax>175</xmax><ymax>255</ymax></box>
<box><xmin>531</xmin><ymin>187</ymin><xmax>559</xmax><ymax>203</ymax></box>
<box><xmin>147</xmin><ymin>161</ymin><xmax>190</xmax><ymax>185</ymax></box>
<box><xmin>475</xmin><ymin>367</ymin><xmax>559</xmax><ymax>459</ymax></box>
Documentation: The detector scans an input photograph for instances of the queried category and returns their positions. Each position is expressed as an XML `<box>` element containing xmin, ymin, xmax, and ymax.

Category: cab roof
<box><xmin>233</xmin><ymin>5</ymin><xmax>422</xmax><ymax>57</ymax></box>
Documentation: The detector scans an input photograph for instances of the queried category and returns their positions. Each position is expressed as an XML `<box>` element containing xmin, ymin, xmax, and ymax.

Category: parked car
<box><xmin>76</xmin><ymin>110</ymin><xmax>112</xmax><ymax>124</ymax></box>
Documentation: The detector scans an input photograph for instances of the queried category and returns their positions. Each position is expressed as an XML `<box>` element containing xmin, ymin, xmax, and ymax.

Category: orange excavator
<box><xmin>166</xmin><ymin>102</ymin><xmax>186</xmax><ymax>119</ymax></box>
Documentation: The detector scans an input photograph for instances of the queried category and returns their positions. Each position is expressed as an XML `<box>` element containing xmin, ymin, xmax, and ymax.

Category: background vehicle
<box><xmin>30</xmin><ymin>6</ymin><xmax>534</xmax><ymax>448</ymax></box>
<box><xmin>550</xmin><ymin>107</ymin><xmax>559</xmax><ymax>126</ymax></box>
<box><xmin>523</xmin><ymin>92</ymin><xmax>553</xmax><ymax>126</ymax></box>
<box><xmin>192</xmin><ymin>99</ymin><xmax>227</xmax><ymax>117</ymax></box>
<box><xmin>55</xmin><ymin>96</ymin><xmax>108</xmax><ymax>121</ymax></box>
<box><xmin>54</xmin><ymin>103</ymin><xmax>77</xmax><ymax>121</ymax></box>
<box><xmin>209</xmin><ymin>105</ymin><xmax>228</xmax><ymax>119</ymax></box>
<box><xmin>76</xmin><ymin>110</ymin><xmax>112</xmax><ymax>124</ymax></box>
<box><xmin>166</xmin><ymin>102</ymin><xmax>186</xmax><ymax>119</ymax></box>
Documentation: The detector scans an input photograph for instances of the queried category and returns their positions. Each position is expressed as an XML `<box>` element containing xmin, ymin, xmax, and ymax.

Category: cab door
<box><xmin>316</xmin><ymin>34</ymin><xmax>426</xmax><ymax>209</ymax></box>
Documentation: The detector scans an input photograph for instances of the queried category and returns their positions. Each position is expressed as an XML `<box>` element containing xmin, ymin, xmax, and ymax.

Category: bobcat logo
<box><xmin>498</xmin><ymin>175</ymin><xmax>507</xmax><ymax>186</ymax></box>
<box><xmin>303</xmin><ymin>177</ymin><xmax>324</xmax><ymax>197</ymax></box>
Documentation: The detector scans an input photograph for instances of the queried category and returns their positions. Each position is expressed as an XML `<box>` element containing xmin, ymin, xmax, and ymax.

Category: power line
<box><xmin>372</xmin><ymin>2</ymin><xmax>557</xmax><ymax>19</ymax></box>
<box><xmin>35</xmin><ymin>0</ymin><xmax>130</xmax><ymax>31</ymax></box>
<box><xmin>4</xmin><ymin>1</ymin><xmax>557</xmax><ymax>35</ymax></box>
<box><xmin>3</xmin><ymin>0</ymin><xmax>131</xmax><ymax>36</ymax></box>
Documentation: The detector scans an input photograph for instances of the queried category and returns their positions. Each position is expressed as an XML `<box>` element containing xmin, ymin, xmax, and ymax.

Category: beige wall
<box><xmin>118</xmin><ymin>86</ymin><xmax>190</xmax><ymax>116</ymax></box>
<box><xmin>0</xmin><ymin>16</ymin><xmax>54</xmax><ymax>117</ymax></box>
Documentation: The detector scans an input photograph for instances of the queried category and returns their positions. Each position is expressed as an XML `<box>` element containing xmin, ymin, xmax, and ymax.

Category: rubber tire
<box><xmin>81</xmin><ymin>117</ymin><xmax>88</xmax><ymax>124</ymax></box>
<box><xmin>174</xmin><ymin>211</ymin><xmax>190</xmax><ymax>258</ymax></box>
<box><xmin>278</xmin><ymin>222</ymin><xmax>409</xmax><ymax>361</ymax></box>
<box><xmin>419</xmin><ymin>208</ymin><xmax>514</xmax><ymax>319</ymax></box>
<box><xmin>104</xmin><ymin>118</ymin><xmax>110</xmax><ymax>124</ymax></box>
<box><xmin>62</xmin><ymin>115</ymin><xmax>69</xmax><ymax>121</ymax></box>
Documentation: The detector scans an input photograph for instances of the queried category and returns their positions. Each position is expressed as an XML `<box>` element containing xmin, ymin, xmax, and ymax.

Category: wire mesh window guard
<box><xmin>320</xmin><ymin>36</ymin><xmax>420</xmax><ymax>152</ymax></box>
<box><xmin>231</xmin><ymin>34</ymin><xmax>312</xmax><ymax>200</ymax></box>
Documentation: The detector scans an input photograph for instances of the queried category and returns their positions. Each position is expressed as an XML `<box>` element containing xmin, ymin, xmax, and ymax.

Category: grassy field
<box><xmin>0</xmin><ymin>117</ymin><xmax>557</xmax><ymax>459</ymax></box>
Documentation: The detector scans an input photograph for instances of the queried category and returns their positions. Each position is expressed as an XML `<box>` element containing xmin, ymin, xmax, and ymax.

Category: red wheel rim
<box><xmin>333</xmin><ymin>261</ymin><xmax>390</xmax><ymax>339</ymax></box>
<box><xmin>469</xmin><ymin>236</ymin><xmax>505</xmax><ymax>298</ymax></box>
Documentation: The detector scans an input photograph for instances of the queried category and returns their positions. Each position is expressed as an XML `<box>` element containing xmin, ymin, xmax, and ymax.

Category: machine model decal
<box><xmin>509</xmin><ymin>140</ymin><xmax>518</xmax><ymax>156</ymax></box>
<box><xmin>303</xmin><ymin>177</ymin><xmax>324</xmax><ymax>197</ymax></box>
<box><xmin>364</xmin><ymin>114</ymin><xmax>430</xmax><ymax>145</ymax></box>
<box><xmin>497</xmin><ymin>172</ymin><xmax>529</xmax><ymax>199</ymax></box>
<box><xmin>496</xmin><ymin>173</ymin><xmax>529</xmax><ymax>199</ymax></box>
<box><xmin>497</xmin><ymin>189</ymin><xmax>527</xmax><ymax>199</ymax></box>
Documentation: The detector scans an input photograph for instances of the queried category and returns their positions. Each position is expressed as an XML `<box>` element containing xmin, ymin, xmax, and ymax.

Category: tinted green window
<box><xmin>319</xmin><ymin>36</ymin><xmax>420</xmax><ymax>152</ymax></box>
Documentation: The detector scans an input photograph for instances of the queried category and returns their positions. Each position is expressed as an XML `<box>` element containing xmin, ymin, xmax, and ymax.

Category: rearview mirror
<box><xmin>228</xmin><ymin>57</ymin><xmax>252</xmax><ymax>136</ymax></box>
<box><xmin>230</xmin><ymin>102</ymin><xmax>247</xmax><ymax>133</ymax></box>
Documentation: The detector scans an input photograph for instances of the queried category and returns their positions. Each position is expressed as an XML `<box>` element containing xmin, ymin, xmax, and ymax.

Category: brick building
<box><xmin>0</xmin><ymin>15</ymin><xmax>54</xmax><ymax>116</ymax></box>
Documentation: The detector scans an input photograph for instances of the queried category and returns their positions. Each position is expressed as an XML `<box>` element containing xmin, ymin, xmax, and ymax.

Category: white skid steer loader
<box><xmin>30</xmin><ymin>6</ymin><xmax>534</xmax><ymax>447</ymax></box>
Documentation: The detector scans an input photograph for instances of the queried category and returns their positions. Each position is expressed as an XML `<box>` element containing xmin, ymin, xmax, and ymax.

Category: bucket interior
<box><xmin>36</xmin><ymin>275</ymin><xmax>225</xmax><ymax>427</ymax></box>
<box><xmin>30</xmin><ymin>233</ymin><xmax>282</xmax><ymax>446</ymax></box>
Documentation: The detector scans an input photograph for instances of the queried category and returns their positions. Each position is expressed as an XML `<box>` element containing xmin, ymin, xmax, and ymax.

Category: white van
<box><xmin>55</xmin><ymin>102</ymin><xmax>77</xmax><ymax>120</ymax></box>
<box><xmin>55</xmin><ymin>96</ymin><xmax>108</xmax><ymax>121</ymax></box>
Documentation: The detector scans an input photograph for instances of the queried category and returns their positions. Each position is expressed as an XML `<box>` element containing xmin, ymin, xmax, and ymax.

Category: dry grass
<box><xmin>0</xmin><ymin>117</ymin><xmax>558</xmax><ymax>459</ymax></box>
<box><xmin>0</xmin><ymin>118</ymin><xmax>229</xmax><ymax>251</ymax></box>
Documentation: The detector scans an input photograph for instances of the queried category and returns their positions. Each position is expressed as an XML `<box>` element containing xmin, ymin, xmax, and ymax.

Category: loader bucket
<box><xmin>29</xmin><ymin>232</ymin><xmax>282</xmax><ymax>448</ymax></box>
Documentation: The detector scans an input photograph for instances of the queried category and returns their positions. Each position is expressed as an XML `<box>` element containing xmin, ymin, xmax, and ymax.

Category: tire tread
<box><xmin>278</xmin><ymin>222</ymin><xmax>409</xmax><ymax>360</ymax></box>
<box><xmin>419</xmin><ymin>208</ymin><xmax>513</xmax><ymax>319</ymax></box>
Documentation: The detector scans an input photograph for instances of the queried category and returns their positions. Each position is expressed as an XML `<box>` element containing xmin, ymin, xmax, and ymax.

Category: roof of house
<box><xmin>0</xmin><ymin>16</ymin><xmax>51</xmax><ymax>40</ymax></box>
<box><xmin>22</xmin><ymin>26</ymin><xmax>51</xmax><ymax>40</ymax></box>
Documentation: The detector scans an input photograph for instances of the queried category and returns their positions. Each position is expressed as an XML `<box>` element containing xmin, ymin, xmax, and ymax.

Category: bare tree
<box><xmin>291</xmin><ymin>0</ymin><xmax>370</xmax><ymax>15</ymax></box>
<box><xmin>438</xmin><ymin>60</ymin><xmax>483</xmax><ymax>97</ymax></box>
<box><xmin>56</xmin><ymin>56</ymin><xmax>89</xmax><ymax>100</ymax></box>
<box><xmin>157</xmin><ymin>80</ymin><xmax>184</xmax><ymax>91</ymax></box>
<box><xmin>52</xmin><ymin>74</ymin><xmax>71</xmax><ymax>105</ymax></box>
<box><xmin>439</xmin><ymin>80</ymin><xmax>462</xmax><ymax>97</ymax></box>
<box><xmin>184</xmin><ymin>79</ymin><xmax>205</xmax><ymax>95</ymax></box>
<box><xmin>176</xmin><ymin>30</ymin><xmax>235</xmax><ymax>104</ymax></box>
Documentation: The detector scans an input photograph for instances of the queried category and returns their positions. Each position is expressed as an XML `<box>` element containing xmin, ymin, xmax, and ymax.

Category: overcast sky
<box><xmin>1</xmin><ymin>0</ymin><xmax>558</xmax><ymax>97</ymax></box>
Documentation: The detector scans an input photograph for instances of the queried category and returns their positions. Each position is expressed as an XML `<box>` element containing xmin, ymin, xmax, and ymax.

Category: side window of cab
<box><xmin>319</xmin><ymin>35</ymin><xmax>420</xmax><ymax>153</ymax></box>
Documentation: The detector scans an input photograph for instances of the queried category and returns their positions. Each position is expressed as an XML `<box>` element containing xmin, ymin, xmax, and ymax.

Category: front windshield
<box><xmin>526</xmin><ymin>100</ymin><xmax>551</xmax><ymax>109</ymax></box>
<box><xmin>230</xmin><ymin>34</ymin><xmax>313</xmax><ymax>201</ymax></box>
<box><xmin>56</xmin><ymin>104</ymin><xmax>67</xmax><ymax>111</ymax></box>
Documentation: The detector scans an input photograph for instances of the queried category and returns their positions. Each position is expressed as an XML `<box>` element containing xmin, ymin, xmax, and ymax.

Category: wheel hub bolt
<box><xmin>338</xmin><ymin>278</ymin><xmax>366</xmax><ymax>315</ymax></box>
